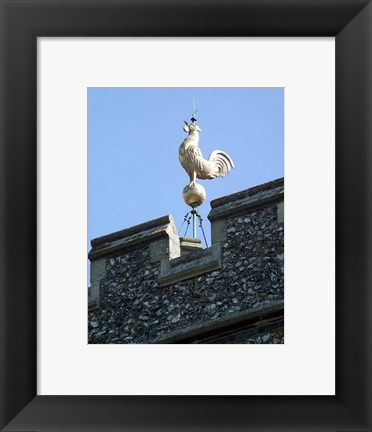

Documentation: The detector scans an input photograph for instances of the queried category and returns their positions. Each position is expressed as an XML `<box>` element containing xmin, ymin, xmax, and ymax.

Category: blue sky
<box><xmin>88</xmin><ymin>87</ymin><xmax>283</xmax><ymax>252</ymax></box>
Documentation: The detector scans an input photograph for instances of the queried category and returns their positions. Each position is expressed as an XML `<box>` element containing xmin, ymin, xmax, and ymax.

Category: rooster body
<box><xmin>179</xmin><ymin>120</ymin><xmax>234</xmax><ymax>187</ymax></box>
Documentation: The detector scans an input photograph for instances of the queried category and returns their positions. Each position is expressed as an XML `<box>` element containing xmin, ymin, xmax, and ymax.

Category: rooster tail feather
<box><xmin>208</xmin><ymin>150</ymin><xmax>234</xmax><ymax>177</ymax></box>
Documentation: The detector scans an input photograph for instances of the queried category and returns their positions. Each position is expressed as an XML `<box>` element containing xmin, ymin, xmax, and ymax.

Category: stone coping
<box><xmin>210</xmin><ymin>177</ymin><xmax>284</xmax><ymax>209</ymax></box>
<box><xmin>91</xmin><ymin>215</ymin><xmax>174</xmax><ymax>247</ymax></box>
<box><xmin>89</xmin><ymin>216</ymin><xmax>176</xmax><ymax>261</ymax></box>
<box><xmin>208</xmin><ymin>181</ymin><xmax>284</xmax><ymax>222</ymax></box>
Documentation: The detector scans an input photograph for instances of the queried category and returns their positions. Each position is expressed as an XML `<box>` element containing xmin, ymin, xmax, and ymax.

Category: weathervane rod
<box><xmin>191</xmin><ymin>208</ymin><xmax>197</xmax><ymax>238</ymax></box>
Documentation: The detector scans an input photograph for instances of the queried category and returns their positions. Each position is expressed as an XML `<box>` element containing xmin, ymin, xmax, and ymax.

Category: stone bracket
<box><xmin>158</xmin><ymin>244</ymin><xmax>221</xmax><ymax>287</ymax></box>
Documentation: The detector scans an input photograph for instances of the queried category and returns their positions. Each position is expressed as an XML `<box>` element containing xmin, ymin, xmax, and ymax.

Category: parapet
<box><xmin>208</xmin><ymin>177</ymin><xmax>284</xmax><ymax>245</ymax></box>
<box><xmin>88</xmin><ymin>178</ymin><xmax>284</xmax><ymax>344</ymax></box>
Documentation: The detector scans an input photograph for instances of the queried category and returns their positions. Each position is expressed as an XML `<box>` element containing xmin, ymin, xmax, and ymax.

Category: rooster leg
<box><xmin>189</xmin><ymin>172</ymin><xmax>196</xmax><ymax>187</ymax></box>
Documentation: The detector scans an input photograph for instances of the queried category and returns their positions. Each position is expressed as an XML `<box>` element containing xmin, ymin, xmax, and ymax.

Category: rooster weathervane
<box><xmin>179</xmin><ymin>104</ymin><xmax>234</xmax><ymax>239</ymax></box>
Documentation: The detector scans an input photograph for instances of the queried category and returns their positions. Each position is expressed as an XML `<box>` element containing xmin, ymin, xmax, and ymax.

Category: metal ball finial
<box><xmin>182</xmin><ymin>183</ymin><xmax>206</xmax><ymax>208</ymax></box>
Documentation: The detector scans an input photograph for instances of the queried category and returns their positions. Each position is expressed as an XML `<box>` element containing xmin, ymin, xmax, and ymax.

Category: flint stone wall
<box><xmin>88</xmin><ymin>178</ymin><xmax>284</xmax><ymax>344</ymax></box>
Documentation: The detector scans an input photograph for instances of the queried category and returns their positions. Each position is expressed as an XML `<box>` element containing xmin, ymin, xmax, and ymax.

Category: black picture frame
<box><xmin>1</xmin><ymin>0</ymin><xmax>371</xmax><ymax>430</ymax></box>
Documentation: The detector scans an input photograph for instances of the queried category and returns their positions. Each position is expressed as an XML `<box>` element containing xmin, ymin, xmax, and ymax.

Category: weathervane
<box><xmin>178</xmin><ymin>104</ymin><xmax>234</xmax><ymax>241</ymax></box>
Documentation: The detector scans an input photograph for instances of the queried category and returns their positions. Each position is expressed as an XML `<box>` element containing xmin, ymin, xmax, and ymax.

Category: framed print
<box><xmin>1</xmin><ymin>0</ymin><xmax>371</xmax><ymax>431</ymax></box>
<box><xmin>38</xmin><ymin>38</ymin><xmax>333</xmax><ymax>396</ymax></box>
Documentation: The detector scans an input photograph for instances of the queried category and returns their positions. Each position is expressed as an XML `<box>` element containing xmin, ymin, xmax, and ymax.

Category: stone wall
<box><xmin>88</xmin><ymin>178</ymin><xmax>284</xmax><ymax>344</ymax></box>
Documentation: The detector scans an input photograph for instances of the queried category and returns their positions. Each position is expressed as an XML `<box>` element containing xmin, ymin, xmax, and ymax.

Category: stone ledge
<box><xmin>88</xmin><ymin>300</ymin><xmax>98</xmax><ymax>312</ymax></box>
<box><xmin>158</xmin><ymin>244</ymin><xmax>221</xmax><ymax>287</ymax></box>
<box><xmin>208</xmin><ymin>184</ymin><xmax>284</xmax><ymax>222</ymax></box>
<box><xmin>89</xmin><ymin>215</ymin><xmax>178</xmax><ymax>261</ymax></box>
<box><xmin>152</xmin><ymin>300</ymin><xmax>284</xmax><ymax>343</ymax></box>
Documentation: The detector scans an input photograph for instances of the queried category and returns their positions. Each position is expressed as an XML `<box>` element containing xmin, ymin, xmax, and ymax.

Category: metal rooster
<box><xmin>179</xmin><ymin>118</ymin><xmax>234</xmax><ymax>187</ymax></box>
